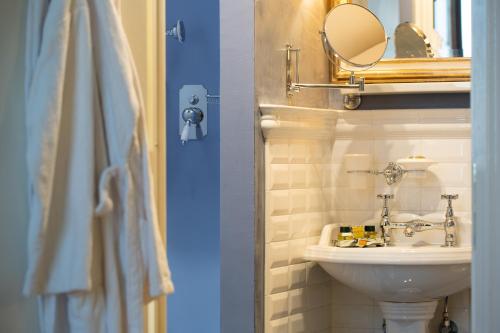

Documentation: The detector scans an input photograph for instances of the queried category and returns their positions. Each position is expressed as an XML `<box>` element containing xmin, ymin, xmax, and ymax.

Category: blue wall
<box><xmin>166</xmin><ymin>1</ymin><xmax>220</xmax><ymax>332</ymax></box>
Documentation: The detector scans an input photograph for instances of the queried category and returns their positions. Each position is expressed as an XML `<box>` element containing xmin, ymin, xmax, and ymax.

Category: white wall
<box><xmin>262</xmin><ymin>107</ymin><xmax>472</xmax><ymax>333</ymax></box>
<box><xmin>264</xmin><ymin>117</ymin><xmax>336</xmax><ymax>332</ymax></box>
<box><xmin>255</xmin><ymin>0</ymin><xmax>330</xmax><ymax>108</ymax></box>
<box><xmin>256</xmin><ymin>1</ymin><xmax>333</xmax><ymax>331</ymax></box>
<box><xmin>265</xmin><ymin>138</ymin><xmax>334</xmax><ymax>332</ymax></box>
<box><xmin>0</xmin><ymin>0</ymin><xmax>39</xmax><ymax>331</ymax></box>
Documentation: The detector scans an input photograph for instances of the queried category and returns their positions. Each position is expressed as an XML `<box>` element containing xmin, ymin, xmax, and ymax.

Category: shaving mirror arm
<box><xmin>285</xmin><ymin>3</ymin><xmax>388</xmax><ymax>110</ymax></box>
<box><xmin>286</xmin><ymin>44</ymin><xmax>365</xmax><ymax>109</ymax></box>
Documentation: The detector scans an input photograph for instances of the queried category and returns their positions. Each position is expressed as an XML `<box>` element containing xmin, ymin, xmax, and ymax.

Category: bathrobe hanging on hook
<box><xmin>24</xmin><ymin>0</ymin><xmax>173</xmax><ymax>331</ymax></box>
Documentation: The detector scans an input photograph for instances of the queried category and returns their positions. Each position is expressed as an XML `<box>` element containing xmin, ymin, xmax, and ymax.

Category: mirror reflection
<box><xmin>323</xmin><ymin>4</ymin><xmax>387</xmax><ymax>69</ymax></box>
<box><xmin>394</xmin><ymin>23</ymin><xmax>434</xmax><ymax>58</ymax></box>
<box><xmin>353</xmin><ymin>0</ymin><xmax>471</xmax><ymax>59</ymax></box>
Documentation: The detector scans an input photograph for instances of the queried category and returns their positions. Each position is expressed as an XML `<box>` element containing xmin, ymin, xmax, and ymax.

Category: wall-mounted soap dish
<box><xmin>397</xmin><ymin>156</ymin><xmax>436</xmax><ymax>171</ymax></box>
<box><xmin>347</xmin><ymin>157</ymin><xmax>435</xmax><ymax>185</ymax></box>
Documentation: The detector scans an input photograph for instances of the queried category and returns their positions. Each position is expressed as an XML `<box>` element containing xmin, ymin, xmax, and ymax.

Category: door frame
<box><xmin>471</xmin><ymin>0</ymin><xmax>500</xmax><ymax>332</ymax></box>
<box><xmin>121</xmin><ymin>0</ymin><xmax>167</xmax><ymax>332</ymax></box>
<box><xmin>220</xmin><ymin>0</ymin><xmax>256</xmax><ymax>332</ymax></box>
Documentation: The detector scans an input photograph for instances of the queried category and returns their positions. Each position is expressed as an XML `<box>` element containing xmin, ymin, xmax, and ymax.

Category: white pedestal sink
<box><xmin>304</xmin><ymin>223</ymin><xmax>471</xmax><ymax>333</ymax></box>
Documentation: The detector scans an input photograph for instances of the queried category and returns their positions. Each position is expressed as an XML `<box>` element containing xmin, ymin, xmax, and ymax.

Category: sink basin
<box><xmin>304</xmin><ymin>223</ymin><xmax>471</xmax><ymax>333</ymax></box>
<box><xmin>305</xmin><ymin>245</ymin><xmax>470</xmax><ymax>302</ymax></box>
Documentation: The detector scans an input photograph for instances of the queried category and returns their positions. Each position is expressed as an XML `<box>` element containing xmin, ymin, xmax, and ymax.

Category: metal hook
<box><xmin>167</xmin><ymin>20</ymin><xmax>185</xmax><ymax>43</ymax></box>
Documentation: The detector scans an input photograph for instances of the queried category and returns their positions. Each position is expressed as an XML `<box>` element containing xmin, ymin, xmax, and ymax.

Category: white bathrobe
<box><xmin>24</xmin><ymin>0</ymin><xmax>173</xmax><ymax>331</ymax></box>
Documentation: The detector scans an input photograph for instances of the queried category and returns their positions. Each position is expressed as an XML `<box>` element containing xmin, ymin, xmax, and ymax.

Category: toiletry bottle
<box><xmin>338</xmin><ymin>226</ymin><xmax>354</xmax><ymax>241</ymax></box>
<box><xmin>364</xmin><ymin>225</ymin><xmax>377</xmax><ymax>239</ymax></box>
<box><xmin>352</xmin><ymin>225</ymin><xmax>365</xmax><ymax>239</ymax></box>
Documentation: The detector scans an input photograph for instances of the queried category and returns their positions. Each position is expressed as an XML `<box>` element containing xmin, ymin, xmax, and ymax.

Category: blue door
<box><xmin>166</xmin><ymin>0</ymin><xmax>220</xmax><ymax>332</ymax></box>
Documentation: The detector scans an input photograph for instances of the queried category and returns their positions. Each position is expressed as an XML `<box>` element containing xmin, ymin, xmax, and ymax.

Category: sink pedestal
<box><xmin>379</xmin><ymin>301</ymin><xmax>438</xmax><ymax>333</ymax></box>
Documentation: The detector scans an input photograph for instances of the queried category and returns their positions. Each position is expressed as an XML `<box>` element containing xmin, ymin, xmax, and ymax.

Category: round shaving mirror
<box><xmin>322</xmin><ymin>4</ymin><xmax>387</xmax><ymax>70</ymax></box>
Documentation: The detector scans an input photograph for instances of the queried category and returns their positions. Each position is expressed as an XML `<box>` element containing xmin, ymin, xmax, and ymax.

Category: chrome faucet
<box><xmin>377</xmin><ymin>194</ymin><xmax>394</xmax><ymax>246</ymax></box>
<box><xmin>398</xmin><ymin>194</ymin><xmax>458</xmax><ymax>247</ymax></box>
<box><xmin>377</xmin><ymin>193</ymin><xmax>459</xmax><ymax>247</ymax></box>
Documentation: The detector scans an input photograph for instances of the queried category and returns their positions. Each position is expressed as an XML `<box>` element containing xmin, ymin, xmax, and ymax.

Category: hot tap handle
<box><xmin>377</xmin><ymin>194</ymin><xmax>394</xmax><ymax>213</ymax></box>
<box><xmin>441</xmin><ymin>194</ymin><xmax>459</xmax><ymax>209</ymax></box>
<box><xmin>441</xmin><ymin>194</ymin><xmax>459</xmax><ymax>201</ymax></box>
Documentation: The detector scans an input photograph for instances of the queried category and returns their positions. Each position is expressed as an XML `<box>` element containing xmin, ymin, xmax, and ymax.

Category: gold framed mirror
<box><xmin>329</xmin><ymin>0</ymin><xmax>471</xmax><ymax>83</ymax></box>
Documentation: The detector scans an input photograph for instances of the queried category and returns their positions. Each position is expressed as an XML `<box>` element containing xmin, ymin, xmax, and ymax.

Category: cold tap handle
<box><xmin>441</xmin><ymin>194</ymin><xmax>459</xmax><ymax>201</ymax></box>
<box><xmin>441</xmin><ymin>194</ymin><xmax>459</xmax><ymax>213</ymax></box>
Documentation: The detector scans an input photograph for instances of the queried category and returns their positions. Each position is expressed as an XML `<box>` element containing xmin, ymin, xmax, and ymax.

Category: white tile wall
<box><xmin>328</xmin><ymin>110</ymin><xmax>472</xmax><ymax>332</ymax></box>
<box><xmin>263</xmin><ymin>109</ymin><xmax>471</xmax><ymax>333</ymax></box>
<box><xmin>265</xmin><ymin>139</ymin><xmax>333</xmax><ymax>333</ymax></box>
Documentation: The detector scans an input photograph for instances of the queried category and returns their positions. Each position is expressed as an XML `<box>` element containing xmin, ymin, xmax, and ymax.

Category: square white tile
<box><xmin>288</xmin><ymin>288</ymin><xmax>306</xmax><ymax>314</ymax></box>
<box><xmin>267</xmin><ymin>215</ymin><xmax>290</xmax><ymax>243</ymax></box>
<box><xmin>267</xmin><ymin>241</ymin><xmax>289</xmax><ymax>269</ymax></box>
<box><xmin>288</xmin><ymin>313</ymin><xmax>305</xmax><ymax>333</ymax></box>
<box><xmin>268</xmin><ymin>164</ymin><xmax>290</xmax><ymax>190</ymax></box>
<box><xmin>290</xmin><ymin>142</ymin><xmax>308</xmax><ymax>163</ymax></box>
<box><xmin>267</xmin><ymin>140</ymin><xmax>289</xmax><ymax>164</ymax></box>
<box><xmin>289</xmin><ymin>213</ymin><xmax>309</xmax><ymax>240</ymax></box>
<box><xmin>289</xmin><ymin>164</ymin><xmax>307</xmax><ymax>189</ymax></box>
<box><xmin>266</xmin><ymin>292</ymin><xmax>289</xmax><ymax>321</ymax></box>
<box><xmin>267</xmin><ymin>266</ymin><xmax>289</xmax><ymax>295</ymax></box>
<box><xmin>290</xmin><ymin>189</ymin><xmax>307</xmax><ymax>214</ymax></box>
<box><xmin>268</xmin><ymin>190</ymin><xmax>290</xmax><ymax>216</ymax></box>
<box><xmin>289</xmin><ymin>264</ymin><xmax>307</xmax><ymax>290</ymax></box>
<box><xmin>267</xmin><ymin>317</ymin><xmax>288</xmax><ymax>333</ymax></box>
<box><xmin>289</xmin><ymin>238</ymin><xmax>307</xmax><ymax>265</ymax></box>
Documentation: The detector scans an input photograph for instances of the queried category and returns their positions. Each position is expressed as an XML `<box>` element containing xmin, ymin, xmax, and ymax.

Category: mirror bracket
<box><xmin>285</xmin><ymin>44</ymin><xmax>365</xmax><ymax>109</ymax></box>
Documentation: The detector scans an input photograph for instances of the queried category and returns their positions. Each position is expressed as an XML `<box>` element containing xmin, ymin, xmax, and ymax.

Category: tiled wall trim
<box><xmin>265</xmin><ymin>138</ymin><xmax>333</xmax><ymax>333</ymax></box>
<box><xmin>260</xmin><ymin>105</ymin><xmax>339</xmax><ymax>141</ymax></box>
<box><xmin>336</xmin><ymin>108</ymin><xmax>470</xmax><ymax>139</ymax></box>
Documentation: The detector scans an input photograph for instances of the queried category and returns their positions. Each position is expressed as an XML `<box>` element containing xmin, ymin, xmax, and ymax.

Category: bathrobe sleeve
<box><xmin>136</xmin><ymin>119</ymin><xmax>175</xmax><ymax>299</ymax></box>
<box><xmin>24</xmin><ymin>0</ymin><xmax>102</xmax><ymax>295</ymax></box>
<box><xmin>88</xmin><ymin>0</ymin><xmax>174</xmax><ymax>300</ymax></box>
